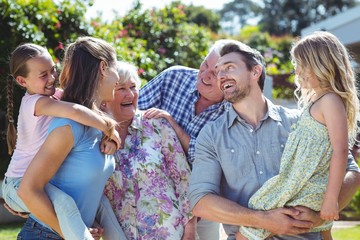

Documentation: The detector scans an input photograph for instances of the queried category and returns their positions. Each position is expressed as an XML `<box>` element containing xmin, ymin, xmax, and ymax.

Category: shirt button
<box><xmin>259</xmin><ymin>171</ymin><xmax>263</xmax><ymax>174</ymax></box>
<box><xmin>281</xmin><ymin>144</ymin><xmax>284</xmax><ymax>148</ymax></box>
<box><xmin>250</xmin><ymin>129</ymin><xmax>254</xmax><ymax>132</ymax></box>
<box><xmin>256</xmin><ymin>151</ymin><xmax>260</xmax><ymax>155</ymax></box>
<box><xmin>231</xmin><ymin>149</ymin><xmax>235</xmax><ymax>153</ymax></box>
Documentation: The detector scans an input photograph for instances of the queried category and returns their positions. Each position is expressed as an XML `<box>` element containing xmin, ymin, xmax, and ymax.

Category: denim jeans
<box><xmin>3</xmin><ymin>177</ymin><xmax>92</xmax><ymax>240</ymax></box>
<box><xmin>4</xmin><ymin>177</ymin><xmax>125</xmax><ymax>239</ymax></box>
<box><xmin>17</xmin><ymin>217</ymin><xmax>63</xmax><ymax>240</ymax></box>
<box><xmin>2</xmin><ymin>177</ymin><xmax>29</xmax><ymax>212</ymax></box>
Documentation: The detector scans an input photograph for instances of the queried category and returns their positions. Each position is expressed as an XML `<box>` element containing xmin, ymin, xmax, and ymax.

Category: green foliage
<box><xmin>0</xmin><ymin>0</ymin><xmax>212</xmax><ymax>164</ymax></box>
<box><xmin>182</xmin><ymin>3</ymin><xmax>221</xmax><ymax>32</ymax></box>
<box><xmin>0</xmin><ymin>0</ymin><xmax>92</xmax><ymax>167</ymax></box>
<box><xmin>236</xmin><ymin>26</ymin><xmax>296</xmax><ymax>99</ymax></box>
<box><xmin>220</xmin><ymin>0</ymin><xmax>357</xmax><ymax>36</ymax></box>
<box><xmin>348</xmin><ymin>186</ymin><xmax>360</xmax><ymax>216</ymax></box>
<box><xmin>91</xmin><ymin>0</ymin><xmax>212</xmax><ymax>82</ymax></box>
<box><xmin>333</xmin><ymin>225</ymin><xmax>360</xmax><ymax>239</ymax></box>
<box><xmin>0</xmin><ymin>222</ymin><xmax>24</xmax><ymax>239</ymax></box>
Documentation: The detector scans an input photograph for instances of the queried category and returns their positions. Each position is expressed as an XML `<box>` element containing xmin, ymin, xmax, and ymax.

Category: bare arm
<box><xmin>294</xmin><ymin>170</ymin><xmax>360</xmax><ymax>228</ymax></box>
<box><xmin>18</xmin><ymin>125</ymin><xmax>74</xmax><ymax>237</ymax></box>
<box><xmin>143</xmin><ymin>108</ymin><xmax>190</xmax><ymax>153</ymax></box>
<box><xmin>292</xmin><ymin>94</ymin><xmax>360</xmax><ymax>226</ymax></box>
<box><xmin>319</xmin><ymin>94</ymin><xmax>348</xmax><ymax>220</ymax></box>
<box><xmin>35</xmin><ymin>96</ymin><xmax>120</xmax><ymax>148</ymax></box>
<box><xmin>193</xmin><ymin>194</ymin><xmax>312</xmax><ymax>235</ymax></box>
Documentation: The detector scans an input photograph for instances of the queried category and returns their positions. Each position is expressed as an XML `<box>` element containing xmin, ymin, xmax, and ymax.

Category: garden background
<box><xmin>0</xmin><ymin>0</ymin><xmax>360</xmax><ymax>226</ymax></box>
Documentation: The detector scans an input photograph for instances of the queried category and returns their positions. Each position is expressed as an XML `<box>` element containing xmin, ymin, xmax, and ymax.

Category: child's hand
<box><xmin>320</xmin><ymin>199</ymin><xmax>339</xmax><ymax>221</ymax></box>
<box><xmin>100</xmin><ymin>138</ymin><xmax>118</xmax><ymax>155</ymax></box>
<box><xmin>108</xmin><ymin>129</ymin><xmax>121</xmax><ymax>149</ymax></box>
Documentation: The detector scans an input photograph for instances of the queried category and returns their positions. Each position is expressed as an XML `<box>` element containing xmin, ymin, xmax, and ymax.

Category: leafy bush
<box><xmin>235</xmin><ymin>25</ymin><xmax>296</xmax><ymax>99</ymax></box>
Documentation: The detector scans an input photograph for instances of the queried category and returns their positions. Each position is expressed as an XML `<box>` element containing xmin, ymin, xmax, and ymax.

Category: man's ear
<box><xmin>252</xmin><ymin>65</ymin><xmax>262</xmax><ymax>78</ymax></box>
<box><xmin>15</xmin><ymin>76</ymin><xmax>27</xmax><ymax>87</ymax></box>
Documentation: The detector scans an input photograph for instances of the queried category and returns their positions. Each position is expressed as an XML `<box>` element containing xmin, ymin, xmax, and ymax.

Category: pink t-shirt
<box><xmin>5</xmin><ymin>89</ymin><xmax>62</xmax><ymax>177</ymax></box>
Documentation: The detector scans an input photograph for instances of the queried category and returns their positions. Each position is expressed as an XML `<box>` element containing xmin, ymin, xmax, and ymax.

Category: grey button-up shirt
<box><xmin>189</xmin><ymin>99</ymin><xmax>359</xmax><ymax>239</ymax></box>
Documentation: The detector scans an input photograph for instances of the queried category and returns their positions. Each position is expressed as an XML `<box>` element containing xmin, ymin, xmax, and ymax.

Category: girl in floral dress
<box><xmin>239</xmin><ymin>31</ymin><xmax>360</xmax><ymax>240</ymax></box>
<box><xmin>104</xmin><ymin>61</ymin><xmax>197</xmax><ymax>240</ymax></box>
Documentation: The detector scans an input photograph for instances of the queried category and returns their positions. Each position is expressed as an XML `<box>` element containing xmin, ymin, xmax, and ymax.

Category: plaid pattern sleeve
<box><xmin>138</xmin><ymin>66</ymin><xmax>228</xmax><ymax>165</ymax></box>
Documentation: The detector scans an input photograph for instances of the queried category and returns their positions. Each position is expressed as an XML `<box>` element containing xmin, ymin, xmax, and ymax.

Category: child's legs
<box><xmin>2</xmin><ymin>176</ymin><xmax>29</xmax><ymax>212</ymax></box>
<box><xmin>45</xmin><ymin>183</ymin><xmax>93</xmax><ymax>240</ymax></box>
<box><xmin>321</xmin><ymin>229</ymin><xmax>332</xmax><ymax>240</ymax></box>
<box><xmin>95</xmin><ymin>194</ymin><xmax>127</xmax><ymax>240</ymax></box>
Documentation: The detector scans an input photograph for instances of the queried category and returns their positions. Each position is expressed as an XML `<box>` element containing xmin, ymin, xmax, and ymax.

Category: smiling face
<box><xmin>216</xmin><ymin>52</ymin><xmax>254</xmax><ymax>103</ymax></box>
<box><xmin>107</xmin><ymin>77</ymin><xmax>139</xmax><ymax>124</ymax></box>
<box><xmin>196</xmin><ymin>50</ymin><xmax>224</xmax><ymax>103</ymax></box>
<box><xmin>17</xmin><ymin>52</ymin><xmax>57</xmax><ymax>96</ymax></box>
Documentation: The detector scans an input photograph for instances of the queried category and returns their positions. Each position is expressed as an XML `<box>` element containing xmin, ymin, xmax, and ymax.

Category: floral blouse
<box><xmin>104</xmin><ymin>111</ymin><xmax>193</xmax><ymax>240</ymax></box>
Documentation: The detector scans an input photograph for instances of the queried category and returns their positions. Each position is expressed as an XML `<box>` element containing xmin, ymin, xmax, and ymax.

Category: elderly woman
<box><xmin>103</xmin><ymin>61</ymin><xmax>196</xmax><ymax>240</ymax></box>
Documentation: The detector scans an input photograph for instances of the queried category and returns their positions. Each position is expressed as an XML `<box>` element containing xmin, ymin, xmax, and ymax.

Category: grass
<box><xmin>333</xmin><ymin>225</ymin><xmax>360</xmax><ymax>239</ymax></box>
<box><xmin>0</xmin><ymin>222</ymin><xmax>359</xmax><ymax>240</ymax></box>
<box><xmin>0</xmin><ymin>222</ymin><xmax>23</xmax><ymax>240</ymax></box>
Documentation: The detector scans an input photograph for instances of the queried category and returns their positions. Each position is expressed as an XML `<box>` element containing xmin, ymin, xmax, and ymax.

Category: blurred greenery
<box><xmin>333</xmin><ymin>225</ymin><xmax>360</xmax><ymax>239</ymax></box>
<box><xmin>0</xmin><ymin>0</ymin><xmax>359</xmax><ymax>224</ymax></box>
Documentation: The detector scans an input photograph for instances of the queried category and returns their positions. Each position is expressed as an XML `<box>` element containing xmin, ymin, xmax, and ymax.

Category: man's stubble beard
<box><xmin>225</xmin><ymin>83</ymin><xmax>251</xmax><ymax>104</ymax></box>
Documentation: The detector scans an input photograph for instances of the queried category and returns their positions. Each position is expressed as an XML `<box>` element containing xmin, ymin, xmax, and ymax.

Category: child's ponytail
<box><xmin>6</xmin><ymin>74</ymin><xmax>17</xmax><ymax>155</ymax></box>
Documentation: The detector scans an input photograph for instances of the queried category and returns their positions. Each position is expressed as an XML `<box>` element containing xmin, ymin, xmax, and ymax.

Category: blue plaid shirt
<box><xmin>138</xmin><ymin>66</ymin><xmax>229</xmax><ymax>165</ymax></box>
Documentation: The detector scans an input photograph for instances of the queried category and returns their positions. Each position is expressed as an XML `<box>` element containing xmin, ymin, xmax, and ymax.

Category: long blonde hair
<box><xmin>291</xmin><ymin>31</ymin><xmax>359</xmax><ymax>146</ymax></box>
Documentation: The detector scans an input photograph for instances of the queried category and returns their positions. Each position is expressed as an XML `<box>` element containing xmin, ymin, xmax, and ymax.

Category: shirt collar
<box><xmin>128</xmin><ymin>110</ymin><xmax>143</xmax><ymax>134</ymax></box>
<box><xmin>227</xmin><ymin>98</ymin><xmax>282</xmax><ymax>128</ymax></box>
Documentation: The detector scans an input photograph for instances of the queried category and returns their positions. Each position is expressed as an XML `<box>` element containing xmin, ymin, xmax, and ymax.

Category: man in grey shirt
<box><xmin>189</xmin><ymin>41</ymin><xmax>360</xmax><ymax>239</ymax></box>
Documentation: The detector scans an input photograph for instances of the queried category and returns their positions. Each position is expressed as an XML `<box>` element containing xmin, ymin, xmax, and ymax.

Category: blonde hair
<box><xmin>291</xmin><ymin>31</ymin><xmax>359</xmax><ymax>145</ymax></box>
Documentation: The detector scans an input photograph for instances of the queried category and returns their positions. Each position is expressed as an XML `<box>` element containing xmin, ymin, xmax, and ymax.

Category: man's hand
<box><xmin>261</xmin><ymin>207</ymin><xmax>313</xmax><ymax>235</ymax></box>
<box><xmin>3</xmin><ymin>203</ymin><xmax>29</xmax><ymax>218</ymax></box>
<box><xmin>182</xmin><ymin>217</ymin><xmax>197</xmax><ymax>240</ymax></box>
<box><xmin>293</xmin><ymin>206</ymin><xmax>324</xmax><ymax>227</ymax></box>
<box><xmin>235</xmin><ymin>232</ymin><xmax>248</xmax><ymax>240</ymax></box>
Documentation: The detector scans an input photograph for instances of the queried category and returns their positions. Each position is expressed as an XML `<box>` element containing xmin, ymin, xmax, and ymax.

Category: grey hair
<box><xmin>208</xmin><ymin>39</ymin><xmax>240</xmax><ymax>56</ymax></box>
<box><xmin>116</xmin><ymin>61</ymin><xmax>141</xmax><ymax>87</ymax></box>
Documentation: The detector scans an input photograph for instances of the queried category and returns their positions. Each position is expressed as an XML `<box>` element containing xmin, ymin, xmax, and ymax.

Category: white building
<box><xmin>301</xmin><ymin>4</ymin><xmax>360</xmax><ymax>71</ymax></box>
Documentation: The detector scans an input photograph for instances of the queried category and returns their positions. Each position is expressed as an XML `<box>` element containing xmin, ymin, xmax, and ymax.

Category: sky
<box><xmin>86</xmin><ymin>0</ymin><xmax>232</xmax><ymax>21</ymax></box>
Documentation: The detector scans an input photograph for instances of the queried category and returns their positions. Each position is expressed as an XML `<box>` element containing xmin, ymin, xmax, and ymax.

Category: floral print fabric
<box><xmin>104</xmin><ymin>111</ymin><xmax>192</xmax><ymax>240</ymax></box>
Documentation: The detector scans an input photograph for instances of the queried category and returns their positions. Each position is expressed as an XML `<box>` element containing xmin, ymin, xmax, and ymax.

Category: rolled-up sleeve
<box><xmin>188</xmin><ymin>124</ymin><xmax>222</xmax><ymax>209</ymax></box>
<box><xmin>346</xmin><ymin>152</ymin><xmax>360</xmax><ymax>172</ymax></box>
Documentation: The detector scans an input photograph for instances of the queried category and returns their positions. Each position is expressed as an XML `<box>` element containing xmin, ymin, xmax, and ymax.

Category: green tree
<box><xmin>235</xmin><ymin>25</ymin><xmax>295</xmax><ymax>99</ymax></box>
<box><xmin>0</xmin><ymin>0</ymin><xmax>92</xmax><ymax>169</ymax></box>
<box><xmin>182</xmin><ymin>3</ymin><xmax>221</xmax><ymax>32</ymax></box>
<box><xmin>91</xmin><ymin>0</ymin><xmax>212</xmax><ymax>82</ymax></box>
<box><xmin>220</xmin><ymin>0</ymin><xmax>357</xmax><ymax>36</ymax></box>
<box><xmin>219</xmin><ymin>0</ymin><xmax>261</xmax><ymax>28</ymax></box>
